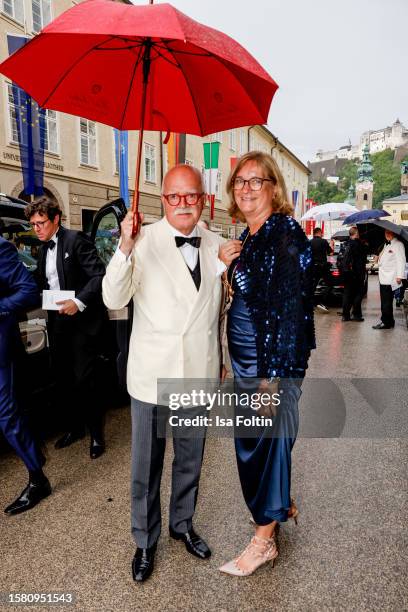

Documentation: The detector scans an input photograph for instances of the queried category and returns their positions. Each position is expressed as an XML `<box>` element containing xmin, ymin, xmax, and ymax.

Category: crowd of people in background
<box><xmin>310</xmin><ymin>225</ymin><xmax>407</xmax><ymax>327</ymax></box>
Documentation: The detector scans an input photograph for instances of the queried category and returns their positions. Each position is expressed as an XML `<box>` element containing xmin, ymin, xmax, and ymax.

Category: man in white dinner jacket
<box><xmin>102</xmin><ymin>164</ymin><xmax>225</xmax><ymax>582</ymax></box>
<box><xmin>372</xmin><ymin>229</ymin><xmax>406</xmax><ymax>329</ymax></box>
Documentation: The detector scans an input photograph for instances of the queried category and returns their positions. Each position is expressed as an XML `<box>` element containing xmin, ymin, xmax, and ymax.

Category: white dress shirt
<box><xmin>115</xmin><ymin>222</ymin><xmax>226</xmax><ymax>276</ymax></box>
<box><xmin>45</xmin><ymin>231</ymin><xmax>86</xmax><ymax>311</ymax></box>
<box><xmin>378</xmin><ymin>237</ymin><xmax>406</xmax><ymax>287</ymax></box>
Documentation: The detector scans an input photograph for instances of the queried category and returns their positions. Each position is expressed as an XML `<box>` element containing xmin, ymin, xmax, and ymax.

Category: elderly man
<box><xmin>103</xmin><ymin>164</ymin><xmax>224</xmax><ymax>582</ymax></box>
<box><xmin>373</xmin><ymin>229</ymin><xmax>406</xmax><ymax>329</ymax></box>
<box><xmin>0</xmin><ymin>237</ymin><xmax>51</xmax><ymax>515</ymax></box>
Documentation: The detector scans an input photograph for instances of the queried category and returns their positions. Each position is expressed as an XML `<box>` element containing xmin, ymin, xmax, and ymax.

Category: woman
<box><xmin>218</xmin><ymin>151</ymin><xmax>315</xmax><ymax>576</ymax></box>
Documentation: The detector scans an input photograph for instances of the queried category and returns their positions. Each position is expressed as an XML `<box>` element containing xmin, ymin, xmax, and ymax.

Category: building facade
<box><xmin>0</xmin><ymin>0</ymin><xmax>309</xmax><ymax>236</ymax></box>
<box><xmin>313</xmin><ymin>118</ymin><xmax>408</xmax><ymax>164</ymax></box>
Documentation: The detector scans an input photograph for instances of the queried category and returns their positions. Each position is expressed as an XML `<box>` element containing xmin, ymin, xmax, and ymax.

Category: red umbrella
<box><xmin>0</xmin><ymin>0</ymin><xmax>278</xmax><ymax>231</ymax></box>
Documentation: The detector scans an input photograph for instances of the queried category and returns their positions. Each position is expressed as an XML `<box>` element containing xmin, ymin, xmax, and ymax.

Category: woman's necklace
<box><xmin>223</xmin><ymin>231</ymin><xmax>251</xmax><ymax>302</ymax></box>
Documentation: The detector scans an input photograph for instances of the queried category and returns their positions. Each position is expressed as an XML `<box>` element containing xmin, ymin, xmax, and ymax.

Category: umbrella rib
<box><xmin>119</xmin><ymin>43</ymin><xmax>144</xmax><ymax>131</ymax></box>
<box><xmin>161</xmin><ymin>40</ymin><xmax>205</xmax><ymax>135</ymax></box>
<box><xmin>40</xmin><ymin>35</ymin><xmax>118</xmax><ymax>108</ymax></box>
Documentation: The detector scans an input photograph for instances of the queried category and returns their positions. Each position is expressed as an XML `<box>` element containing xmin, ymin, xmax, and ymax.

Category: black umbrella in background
<box><xmin>356</xmin><ymin>219</ymin><xmax>408</xmax><ymax>256</ymax></box>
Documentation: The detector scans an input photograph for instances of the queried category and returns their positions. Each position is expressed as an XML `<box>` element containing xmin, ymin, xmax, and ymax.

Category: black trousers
<box><xmin>313</xmin><ymin>263</ymin><xmax>332</xmax><ymax>306</ymax></box>
<box><xmin>49</xmin><ymin>322</ymin><xmax>104</xmax><ymax>436</ymax></box>
<box><xmin>380</xmin><ymin>284</ymin><xmax>395</xmax><ymax>327</ymax></box>
<box><xmin>342</xmin><ymin>273</ymin><xmax>365</xmax><ymax>319</ymax></box>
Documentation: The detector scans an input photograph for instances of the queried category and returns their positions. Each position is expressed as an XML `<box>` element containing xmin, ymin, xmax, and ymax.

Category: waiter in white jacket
<box><xmin>372</xmin><ymin>230</ymin><xmax>406</xmax><ymax>329</ymax></box>
<box><xmin>102</xmin><ymin>164</ymin><xmax>225</xmax><ymax>583</ymax></box>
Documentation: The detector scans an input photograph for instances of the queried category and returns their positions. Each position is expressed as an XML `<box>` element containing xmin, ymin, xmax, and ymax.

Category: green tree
<box><xmin>338</xmin><ymin>159</ymin><xmax>358</xmax><ymax>193</ymax></box>
<box><xmin>308</xmin><ymin>179</ymin><xmax>340</xmax><ymax>204</ymax></box>
<box><xmin>371</xmin><ymin>150</ymin><xmax>408</xmax><ymax>208</ymax></box>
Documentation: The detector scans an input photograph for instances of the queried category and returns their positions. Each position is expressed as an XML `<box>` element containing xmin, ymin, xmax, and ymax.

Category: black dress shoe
<box><xmin>351</xmin><ymin>316</ymin><xmax>364</xmax><ymax>322</ymax></box>
<box><xmin>54</xmin><ymin>431</ymin><xmax>85</xmax><ymax>450</ymax></box>
<box><xmin>372</xmin><ymin>322</ymin><xmax>394</xmax><ymax>329</ymax></box>
<box><xmin>132</xmin><ymin>545</ymin><xmax>156</xmax><ymax>582</ymax></box>
<box><xmin>90</xmin><ymin>438</ymin><xmax>105</xmax><ymax>459</ymax></box>
<box><xmin>341</xmin><ymin>316</ymin><xmax>351</xmax><ymax>321</ymax></box>
<box><xmin>169</xmin><ymin>527</ymin><xmax>211</xmax><ymax>559</ymax></box>
<box><xmin>4</xmin><ymin>478</ymin><xmax>51</xmax><ymax>516</ymax></box>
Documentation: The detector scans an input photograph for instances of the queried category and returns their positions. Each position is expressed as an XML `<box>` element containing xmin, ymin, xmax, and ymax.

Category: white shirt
<box><xmin>45</xmin><ymin>231</ymin><xmax>86</xmax><ymax>312</ymax></box>
<box><xmin>116</xmin><ymin>222</ymin><xmax>226</xmax><ymax>276</ymax></box>
<box><xmin>169</xmin><ymin>224</ymin><xmax>200</xmax><ymax>271</ymax></box>
<box><xmin>378</xmin><ymin>237</ymin><xmax>406</xmax><ymax>287</ymax></box>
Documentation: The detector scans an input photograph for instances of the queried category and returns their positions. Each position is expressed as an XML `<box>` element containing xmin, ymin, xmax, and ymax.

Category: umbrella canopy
<box><xmin>0</xmin><ymin>0</ymin><xmax>278</xmax><ymax>228</ymax></box>
<box><xmin>301</xmin><ymin>202</ymin><xmax>358</xmax><ymax>222</ymax></box>
<box><xmin>331</xmin><ymin>229</ymin><xmax>350</xmax><ymax>240</ymax></box>
<box><xmin>0</xmin><ymin>0</ymin><xmax>277</xmax><ymax>135</ymax></box>
<box><xmin>370</xmin><ymin>219</ymin><xmax>408</xmax><ymax>241</ymax></box>
<box><xmin>342</xmin><ymin>208</ymin><xmax>390</xmax><ymax>225</ymax></box>
<box><xmin>354</xmin><ymin>219</ymin><xmax>408</xmax><ymax>255</ymax></box>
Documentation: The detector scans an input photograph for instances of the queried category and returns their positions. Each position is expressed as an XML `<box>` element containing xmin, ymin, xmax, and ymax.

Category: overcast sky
<box><xmin>130</xmin><ymin>0</ymin><xmax>408</xmax><ymax>164</ymax></box>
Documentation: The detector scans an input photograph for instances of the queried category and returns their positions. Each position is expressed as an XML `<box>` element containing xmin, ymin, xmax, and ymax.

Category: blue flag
<box><xmin>7</xmin><ymin>35</ymin><xmax>46</xmax><ymax>197</ymax></box>
<box><xmin>114</xmin><ymin>129</ymin><xmax>129</xmax><ymax>206</ymax></box>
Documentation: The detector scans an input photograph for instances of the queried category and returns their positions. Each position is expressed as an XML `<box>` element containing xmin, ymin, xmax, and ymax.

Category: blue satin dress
<box><xmin>227</xmin><ymin>278</ymin><xmax>301</xmax><ymax>525</ymax></box>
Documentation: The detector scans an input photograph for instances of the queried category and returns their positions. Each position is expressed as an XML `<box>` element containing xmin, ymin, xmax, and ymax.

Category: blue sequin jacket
<box><xmin>234</xmin><ymin>213</ymin><xmax>316</xmax><ymax>379</ymax></box>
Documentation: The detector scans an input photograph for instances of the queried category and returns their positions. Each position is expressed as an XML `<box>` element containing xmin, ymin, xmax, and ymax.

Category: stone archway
<box><xmin>11</xmin><ymin>179</ymin><xmax>68</xmax><ymax>223</ymax></box>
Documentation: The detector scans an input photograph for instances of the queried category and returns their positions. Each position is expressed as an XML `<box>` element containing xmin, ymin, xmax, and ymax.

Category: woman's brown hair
<box><xmin>226</xmin><ymin>151</ymin><xmax>294</xmax><ymax>223</ymax></box>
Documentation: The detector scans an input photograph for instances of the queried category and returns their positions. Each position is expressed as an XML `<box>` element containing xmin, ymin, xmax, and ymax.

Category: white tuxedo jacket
<box><xmin>378</xmin><ymin>238</ymin><xmax>406</xmax><ymax>286</ymax></box>
<box><xmin>102</xmin><ymin>218</ymin><xmax>224</xmax><ymax>403</ymax></box>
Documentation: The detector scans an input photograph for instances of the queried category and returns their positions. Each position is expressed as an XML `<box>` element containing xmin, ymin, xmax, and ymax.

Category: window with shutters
<box><xmin>229</xmin><ymin>130</ymin><xmax>236</xmax><ymax>151</ymax></box>
<box><xmin>7</xmin><ymin>83</ymin><xmax>57</xmax><ymax>153</ymax></box>
<box><xmin>32</xmin><ymin>0</ymin><xmax>51</xmax><ymax>33</ymax></box>
<box><xmin>2</xmin><ymin>0</ymin><xmax>24</xmax><ymax>22</ymax></box>
<box><xmin>80</xmin><ymin>118</ymin><xmax>97</xmax><ymax>166</ymax></box>
<box><xmin>239</xmin><ymin>130</ymin><xmax>247</xmax><ymax>155</ymax></box>
<box><xmin>144</xmin><ymin>143</ymin><xmax>156</xmax><ymax>183</ymax></box>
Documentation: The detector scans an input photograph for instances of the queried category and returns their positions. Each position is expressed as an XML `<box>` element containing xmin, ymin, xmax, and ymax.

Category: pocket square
<box><xmin>64</xmin><ymin>252</ymin><xmax>70</xmax><ymax>259</ymax></box>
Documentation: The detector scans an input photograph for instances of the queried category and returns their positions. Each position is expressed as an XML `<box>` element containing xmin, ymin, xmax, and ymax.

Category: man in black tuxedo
<box><xmin>25</xmin><ymin>196</ymin><xmax>107</xmax><ymax>459</ymax></box>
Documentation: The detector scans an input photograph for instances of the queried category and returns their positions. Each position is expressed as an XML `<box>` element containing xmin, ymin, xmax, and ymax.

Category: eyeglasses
<box><xmin>232</xmin><ymin>177</ymin><xmax>275</xmax><ymax>191</ymax></box>
<box><xmin>30</xmin><ymin>218</ymin><xmax>50</xmax><ymax>229</ymax></box>
<box><xmin>163</xmin><ymin>193</ymin><xmax>204</xmax><ymax>206</ymax></box>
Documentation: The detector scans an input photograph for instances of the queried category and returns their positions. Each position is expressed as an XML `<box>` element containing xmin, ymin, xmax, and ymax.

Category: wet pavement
<box><xmin>0</xmin><ymin>277</ymin><xmax>407</xmax><ymax>612</ymax></box>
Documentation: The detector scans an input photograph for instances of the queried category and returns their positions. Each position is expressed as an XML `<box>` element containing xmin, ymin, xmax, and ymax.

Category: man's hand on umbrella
<box><xmin>120</xmin><ymin>211</ymin><xmax>144</xmax><ymax>257</ymax></box>
<box><xmin>219</xmin><ymin>240</ymin><xmax>242</xmax><ymax>267</ymax></box>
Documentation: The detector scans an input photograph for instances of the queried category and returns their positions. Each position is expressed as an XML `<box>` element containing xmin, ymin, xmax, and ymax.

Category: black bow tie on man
<box><xmin>385</xmin><ymin>240</ymin><xmax>391</xmax><ymax>246</ymax></box>
<box><xmin>175</xmin><ymin>236</ymin><xmax>201</xmax><ymax>248</ymax></box>
<box><xmin>46</xmin><ymin>240</ymin><xmax>56</xmax><ymax>250</ymax></box>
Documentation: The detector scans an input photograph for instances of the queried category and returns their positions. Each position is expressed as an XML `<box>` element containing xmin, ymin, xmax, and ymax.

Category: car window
<box><xmin>0</xmin><ymin>215</ymin><xmax>40</xmax><ymax>271</ymax></box>
<box><xmin>94</xmin><ymin>211</ymin><xmax>120</xmax><ymax>266</ymax></box>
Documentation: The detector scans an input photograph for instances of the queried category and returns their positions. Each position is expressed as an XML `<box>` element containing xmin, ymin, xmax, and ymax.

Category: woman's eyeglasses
<box><xmin>232</xmin><ymin>177</ymin><xmax>275</xmax><ymax>191</ymax></box>
<box><xmin>163</xmin><ymin>193</ymin><xmax>204</xmax><ymax>206</ymax></box>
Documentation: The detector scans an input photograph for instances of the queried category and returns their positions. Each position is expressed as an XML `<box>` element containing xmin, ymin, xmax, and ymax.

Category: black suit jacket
<box><xmin>36</xmin><ymin>226</ymin><xmax>106</xmax><ymax>336</ymax></box>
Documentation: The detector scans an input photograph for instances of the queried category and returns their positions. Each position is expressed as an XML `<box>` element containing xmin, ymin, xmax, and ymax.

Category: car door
<box><xmin>90</xmin><ymin>198</ymin><xmax>130</xmax><ymax>396</ymax></box>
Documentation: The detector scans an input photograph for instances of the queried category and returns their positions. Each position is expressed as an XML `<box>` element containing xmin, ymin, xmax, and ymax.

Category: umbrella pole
<box><xmin>132</xmin><ymin>39</ymin><xmax>152</xmax><ymax>235</ymax></box>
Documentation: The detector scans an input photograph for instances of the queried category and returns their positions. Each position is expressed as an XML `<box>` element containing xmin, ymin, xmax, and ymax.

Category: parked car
<box><xmin>314</xmin><ymin>239</ymin><xmax>368</xmax><ymax>304</ymax></box>
<box><xmin>0</xmin><ymin>195</ymin><xmax>130</xmax><ymax>431</ymax></box>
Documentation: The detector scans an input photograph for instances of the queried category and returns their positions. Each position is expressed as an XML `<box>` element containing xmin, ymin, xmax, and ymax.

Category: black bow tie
<box><xmin>46</xmin><ymin>240</ymin><xmax>56</xmax><ymax>250</ymax></box>
<box><xmin>385</xmin><ymin>240</ymin><xmax>391</xmax><ymax>246</ymax></box>
<box><xmin>175</xmin><ymin>236</ymin><xmax>201</xmax><ymax>249</ymax></box>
